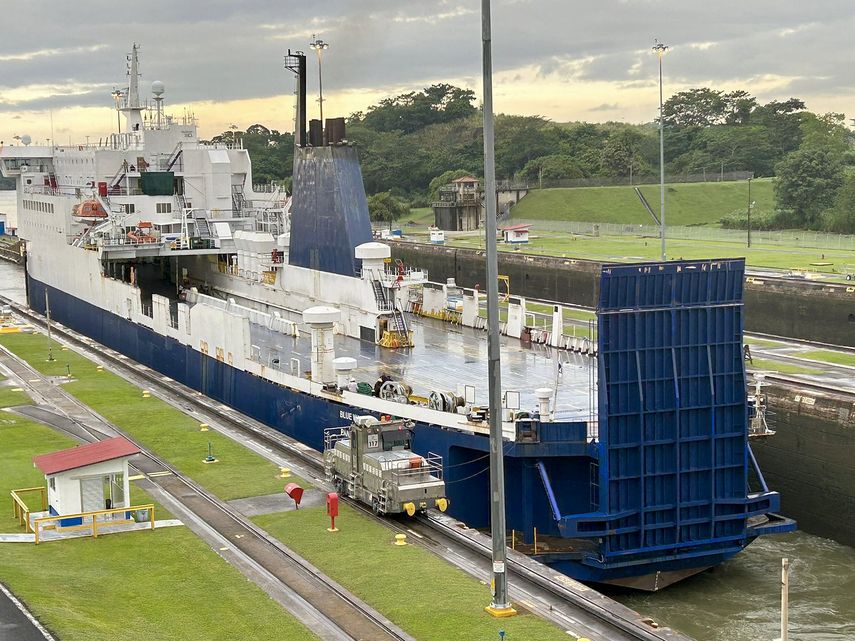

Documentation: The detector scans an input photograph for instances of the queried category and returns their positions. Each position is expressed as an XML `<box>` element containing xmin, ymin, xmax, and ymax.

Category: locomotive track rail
<box><xmin>1</xmin><ymin>294</ymin><xmax>693</xmax><ymax>641</ymax></box>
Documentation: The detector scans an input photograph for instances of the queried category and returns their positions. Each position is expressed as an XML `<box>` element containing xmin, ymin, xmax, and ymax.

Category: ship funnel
<box><xmin>303</xmin><ymin>306</ymin><xmax>340</xmax><ymax>386</ymax></box>
<box><xmin>535</xmin><ymin>387</ymin><xmax>553</xmax><ymax>420</ymax></box>
<box><xmin>284</xmin><ymin>50</ymin><xmax>308</xmax><ymax>147</ymax></box>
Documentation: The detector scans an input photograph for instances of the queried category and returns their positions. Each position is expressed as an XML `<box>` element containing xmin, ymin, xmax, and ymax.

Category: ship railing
<box><xmin>23</xmin><ymin>185</ymin><xmax>82</xmax><ymax>197</ymax></box>
<box><xmin>106</xmin><ymin>187</ymin><xmax>144</xmax><ymax>197</ymax></box>
<box><xmin>99</xmin><ymin>236</ymin><xmax>165</xmax><ymax>248</ymax></box>
<box><xmin>323</xmin><ymin>426</ymin><xmax>350</xmax><ymax>451</ymax></box>
<box><xmin>382</xmin><ymin>452</ymin><xmax>444</xmax><ymax>483</ymax></box>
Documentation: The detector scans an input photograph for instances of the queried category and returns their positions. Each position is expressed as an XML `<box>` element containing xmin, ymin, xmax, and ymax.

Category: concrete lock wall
<box><xmin>743</xmin><ymin>280</ymin><xmax>855</xmax><ymax>346</ymax></box>
<box><xmin>390</xmin><ymin>243</ymin><xmax>600</xmax><ymax>309</ymax></box>
<box><xmin>390</xmin><ymin>242</ymin><xmax>855</xmax><ymax>347</ymax></box>
<box><xmin>752</xmin><ymin>385</ymin><xmax>855</xmax><ymax>546</ymax></box>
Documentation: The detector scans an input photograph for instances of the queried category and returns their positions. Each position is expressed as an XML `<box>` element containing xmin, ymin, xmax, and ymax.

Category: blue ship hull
<box><xmin>26</xmin><ymin>264</ymin><xmax>793</xmax><ymax>589</ymax></box>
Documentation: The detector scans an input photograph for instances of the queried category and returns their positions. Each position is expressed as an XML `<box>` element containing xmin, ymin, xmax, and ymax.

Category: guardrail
<box><xmin>32</xmin><ymin>503</ymin><xmax>156</xmax><ymax>544</ymax></box>
<box><xmin>10</xmin><ymin>486</ymin><xmax>47</xmax><ymax>532</ymax></box>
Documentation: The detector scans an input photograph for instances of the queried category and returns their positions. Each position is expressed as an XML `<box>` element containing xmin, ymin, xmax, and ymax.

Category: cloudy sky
<box><xmin>1</xmin><ymin>0</ymin><xmax>852</xmax><ymax>143</ymax></box>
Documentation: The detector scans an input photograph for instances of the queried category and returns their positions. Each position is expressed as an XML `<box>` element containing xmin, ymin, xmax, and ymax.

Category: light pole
<box><xmin>482</xmin><ymin>0</ymin><xmax>515</xmax><ymax>619</ymax></box>
<box><xmin>309</xmin><ymin>35</ymin><xmax>329</xmax><ymax>128</ymax></box>
<box><xmin>747</xmin><ymin>177</ymin><xmax>754</xmax><ymax>248</ymax></box>
<box><xmin>653</xmin><ymin>39</ymin><xmax>669</xmax><ymax>262</ymax></box>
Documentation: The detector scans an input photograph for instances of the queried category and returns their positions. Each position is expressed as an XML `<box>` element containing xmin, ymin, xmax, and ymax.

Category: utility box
<box><xmin>326</xmin><ymin>492</ymin><xmax>339</xmax><ymax>518</ymax></box>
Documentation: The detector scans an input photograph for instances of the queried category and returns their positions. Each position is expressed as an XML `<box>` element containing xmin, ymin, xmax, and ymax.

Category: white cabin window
<box><xmin>122</xmin><ymin>204</ymin><xmax>136</xmax><ymax>214</ymax></box>
<box><xmin>49</xmin><ymin>477</ymin><xmax>56</xmax><ymax>490</ymax></box>
<box><xmin>156</xmin><ymin>203</ymin><xmax>172</xmax><ymax>214</ymax></box>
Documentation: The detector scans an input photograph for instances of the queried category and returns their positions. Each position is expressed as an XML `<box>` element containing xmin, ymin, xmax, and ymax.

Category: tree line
<box><xmin>209</xmin><ymin>84</ymin><xmax>855</xmax><ymax>233</ymax></box>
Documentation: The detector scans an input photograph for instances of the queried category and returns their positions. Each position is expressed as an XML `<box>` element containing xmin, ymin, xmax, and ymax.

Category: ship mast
<box><xmin>120</xmin><ymin>44</ymin><xmax>144</xmax><ymax>132</ymax></box>
<box><xmin>482</xmin><ymin>0</ymin><xmax>515</xmax><ymax>618</ymax></box>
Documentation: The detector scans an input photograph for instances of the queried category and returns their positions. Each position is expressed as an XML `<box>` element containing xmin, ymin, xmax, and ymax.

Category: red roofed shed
<box><xmin>34</xmin><ymin>437</ymin><xmax>140</xmax><ymax>475</ymax></box>
<box><xmin>34</xmin><ymin>437</ymin><xmax>140</xmax><ymax>520</ymax></box>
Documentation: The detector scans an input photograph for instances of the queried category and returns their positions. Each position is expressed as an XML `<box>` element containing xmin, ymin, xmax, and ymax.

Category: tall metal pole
<box><xmin>747</xmin><ymin>177</ymin><xmax>752</xmax><ymax>248</ymax></box>
<box><xmin>45</xmin><ymin>290</ymin><xmax>54</xmax><ymax>362</ymax></box>
<box><xmin>309</xmin><ymin>36</ymin><xmax>329</xmax><ymax>131</ymax></box>
<box><xmin>317</xmin><ymin>50</ymin><xmax>325</xmax><ymax>125</ymax></box>
<box><xmin>482</xmin><ymin>0</ymin><xmax>514</xmax><ymax>618</ymax></box>
<box><xmin>653</xmin><ymin>40</ymin><xmax>668</xmax><ymax>261</ymax></box>
<box><xmin>780</xmin><ymin>557</ymin><xmax>790</xmax><ymax>641</ymax></box>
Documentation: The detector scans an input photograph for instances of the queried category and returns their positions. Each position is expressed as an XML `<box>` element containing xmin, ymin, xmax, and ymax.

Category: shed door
<box><xmin>81</xmin><ymin>477</ymin><xmax>103</xmax><ymax>512</ymax></box>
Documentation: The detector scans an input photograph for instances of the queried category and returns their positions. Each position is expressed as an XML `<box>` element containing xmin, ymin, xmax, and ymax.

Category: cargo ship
<box><xmin>0</xmin><ymin>45</ymin><xmax>794</xmax><ymax>590</ymax></box>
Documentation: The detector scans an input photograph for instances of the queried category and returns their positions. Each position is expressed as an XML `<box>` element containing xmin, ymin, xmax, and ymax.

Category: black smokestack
<box><xmin>284</xmin><ymin>50</ymin><xmax>307</xmax><ymax>147</ymax></box>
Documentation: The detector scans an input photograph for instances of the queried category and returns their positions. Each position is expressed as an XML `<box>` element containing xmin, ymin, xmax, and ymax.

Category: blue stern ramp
<box><xmin>539</xmin><ymin>259</ymin><xmax>795</xmax><ymax>590</ymax></box>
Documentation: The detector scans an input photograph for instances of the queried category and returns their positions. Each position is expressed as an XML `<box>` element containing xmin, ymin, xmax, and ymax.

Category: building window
<box><xmin>122</xmin><ymin>204</ymin><xmax>136</xmax><ymax>214</ymax></box>
<box><xmin>49</xmin><ymin>477</ymin><xmax>56</xmax><ymax>491</ymax></box>
<box><xmin>156</xmin><ymin>203</ymin><xmax>172</xmax><ymax>214</ymax></box>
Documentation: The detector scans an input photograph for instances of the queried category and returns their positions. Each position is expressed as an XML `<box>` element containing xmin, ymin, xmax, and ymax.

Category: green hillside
<box><xmin>511</xmin><ymin>179</ymin><xmax>775</xmax><ymax>226</ymax></box>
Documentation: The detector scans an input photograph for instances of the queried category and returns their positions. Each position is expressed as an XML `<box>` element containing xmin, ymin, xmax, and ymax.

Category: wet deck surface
<box><xmin>249</xmin><ymin>315</ymin><xmax>598</xmax><ymax>420</ymax></box>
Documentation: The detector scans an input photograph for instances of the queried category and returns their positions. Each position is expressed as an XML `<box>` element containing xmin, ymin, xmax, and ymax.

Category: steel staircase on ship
<box><xmin>166</xmin><ymin>144</ymin><xmax>183</xmax><ymax>171</ymax></box>
<box><xmin>194</xmin><ymin>211</ymin><xmax>212</xmax><ymax>239</ymax></box>
<box><xmin>370</xmin><ymin>279</ymin><xmax>392</xmax><ymax>312</ymax></box>
<box><xmin>371</xmin><ymin>278</ymin><xmax>413</xmax><ymax>348</ymax></box>
<box><xmin>231</xmin><ymin>184</ymin><xmax>246</xmax><ymax>215</ymax></box>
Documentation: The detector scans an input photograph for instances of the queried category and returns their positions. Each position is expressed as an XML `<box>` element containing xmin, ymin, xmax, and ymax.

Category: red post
<box><xmin>326</xmin><ymin>492</ymin><xmax>339</xmax><ymax>532</ymax></box>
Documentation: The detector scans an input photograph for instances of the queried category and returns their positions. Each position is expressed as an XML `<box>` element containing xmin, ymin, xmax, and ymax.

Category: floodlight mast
<box><xmin>653</xmin><ymin>39</ymin><xmax>669</xmax><ymax>261</ymax></box>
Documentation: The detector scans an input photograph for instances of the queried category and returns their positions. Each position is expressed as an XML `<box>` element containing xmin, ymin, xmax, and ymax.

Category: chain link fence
<box><xmin>537</xmin><ymin>170</ymin><xmax>754</xmax><ymax>189</ymax></box>
<box><xmin>513</xmin><ymin>218</ymin><xmax>855</xmax><ymax>251</ymax></box>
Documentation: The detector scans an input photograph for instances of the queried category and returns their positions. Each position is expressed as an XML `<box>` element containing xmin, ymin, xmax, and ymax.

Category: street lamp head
<box><xmin>309</xmin><ymin>35</ymin><xmax>329</xmax><ymax>51</ymax></box>
<box><xmin>652</xmin><ymin>39</ymin><xmax>669</xmax><ymax>55</ymax></box>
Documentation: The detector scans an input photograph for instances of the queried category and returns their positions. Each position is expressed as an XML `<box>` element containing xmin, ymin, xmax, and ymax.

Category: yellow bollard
<box><xmin>279</xmin><ymin>467</ymin><xmax>291</xmax><ymax>479</ymax></box>
<box><xmin>394</xmin><ymin>533</ymin><xmax>407</xmax><ymax>546</ymax></box>
<box><xmin>199</xmin><ymin>423</ymin><xmax>209</xmax><ymax>432</ymax></box>
<box><xmin>142</xmin><ymin>390</ymin><xmax>150</xmax><ymax>398</ymax></box>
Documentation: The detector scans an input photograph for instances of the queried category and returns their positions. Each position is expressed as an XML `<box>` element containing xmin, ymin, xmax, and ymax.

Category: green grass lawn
<box><xmin>1</xmin><ymin>529</ymin><xmax>318</xmax><ymax>641</ymax></box>
<box><xmin>255</xmin><ymin>505</ymin><xmax>575</xmax><ymax>641</ymax></box>
<box><xmin>0</xmin><ymin>373</ymin><xmax>30</xmax><ymax>408</ymax></box>
<box><xmin>744</xmin><ymin>337</ymin><xmax>786</xmax><ymax>349</ymax></box>
<box><xmin>748</xmin><ymin>358</ymin><xmax>823</xmax><ymax>375</ymax></box>
<box><xmin>449</xmin><ymin>232</ymin><xmax>854</xmax><ymax>273</ymax></box>
<box><xmin>0</xmin><ymin>333</ymin><xmax>302</xmax><ymax>500</ymax></box>
<box><xmin>511</xmin><ymin>179</ymin><xmax>775</xmax><ymax>226</ymax></box>
<box><xmin>404</xmin><ymin>207</ymin><xmax>435</xmax><ymax>226</ymax></box>
<box><xmin>0</xmin><ymin>414</ymin><xmax>74</xmax><ymax>532</ymax></box>
<box><xmin>799</xmin><ymin>349</ymin><xmax>855</xmax><ymax>368</ymax></box>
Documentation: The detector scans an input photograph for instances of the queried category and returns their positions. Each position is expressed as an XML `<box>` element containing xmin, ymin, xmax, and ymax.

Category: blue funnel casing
<box><xmin>288</xmin><ymin>146</ymin><xmax>373</xmax><ymax>276</ymax></box>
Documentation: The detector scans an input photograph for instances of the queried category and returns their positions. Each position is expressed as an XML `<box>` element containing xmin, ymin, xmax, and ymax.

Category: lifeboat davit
<box><xmin>72</xmin><ymin>199</ymin><xmax>107</xmax><ymax>220</ymax></box>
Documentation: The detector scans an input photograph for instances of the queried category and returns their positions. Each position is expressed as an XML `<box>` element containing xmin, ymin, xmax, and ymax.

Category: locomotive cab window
<box><xmin>381</xmin><ymin>429</ymin><xmax>412</xmax><ymax>451</ymax></box>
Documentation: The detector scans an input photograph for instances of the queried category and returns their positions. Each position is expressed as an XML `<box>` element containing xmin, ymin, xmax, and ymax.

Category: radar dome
<box><xmin>151</xmin><ymin>80</ymin><xmax>165</xmax><ymax>96</ymax></box>
<box><xmin>21</xmin><ymin>134</ymin><xmax>32</xmax><ymax>146</ymax></box>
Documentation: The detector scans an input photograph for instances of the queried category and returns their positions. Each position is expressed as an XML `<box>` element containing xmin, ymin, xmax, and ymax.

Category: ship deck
<box><xmin>248</xmin><ymin>315</ymin><xmax>597</xmax><ymax>422</ymax></box>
